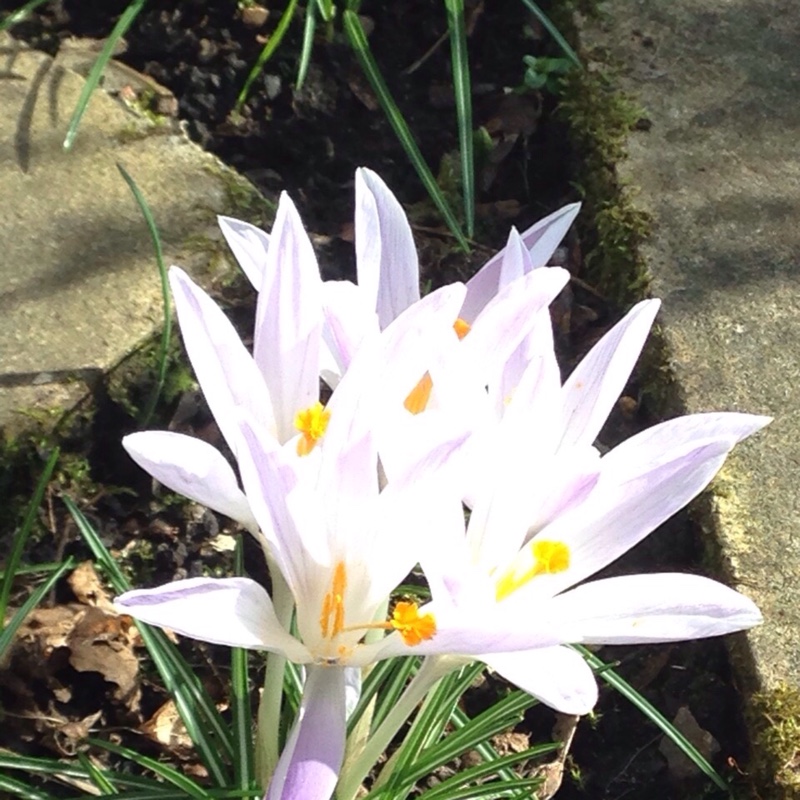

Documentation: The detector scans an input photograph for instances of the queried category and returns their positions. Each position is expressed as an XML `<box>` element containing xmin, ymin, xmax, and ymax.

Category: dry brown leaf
<box><xmin>67</xmin><ymin>562</ymin><xmax>115</xmax><ymax>611</ymax></box>
<box><xmin>67</xmin><ymin>606</ymin><xmax>139</xmax><ymax>704</ymax></box>
<box><xmin>533</xmin><ymin>713</ymin><xmax>580</xmax><ymax>800</ymax></box>
<box><xmin>140</xmin><ymin>699</ymin><xmax>194</xmax><ymax>753</ymax></box>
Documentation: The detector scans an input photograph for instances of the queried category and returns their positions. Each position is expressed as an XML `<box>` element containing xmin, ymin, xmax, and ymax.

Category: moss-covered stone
<box><xmin>747</xmin><ymin>684</ymin><xmax>800</xmax><ymax>799</ymax></box>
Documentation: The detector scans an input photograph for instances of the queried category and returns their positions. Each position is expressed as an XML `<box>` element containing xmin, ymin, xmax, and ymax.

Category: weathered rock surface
<box><xmin>581</xmin><ymin>0</ymin><xmax>799</xmax><ymax>711</ymax></box>
<box><xmin>0</xmin><ymin>32</ymin><xmax>267</xmax><ymax>433</ymax></box>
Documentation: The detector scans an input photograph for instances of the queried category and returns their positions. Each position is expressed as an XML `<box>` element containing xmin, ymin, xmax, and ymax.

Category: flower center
<box><xmin>403</xmin><ymin>318</ymin><xmax>471</xmax><ymax>415</ymax></box>
<box><xmin>318</xmin><ymin>562</ymin><xmax>437</xmax><ymax>657</ymax></box>
<box><xmin>294</xmin><ymin>401</ymin><xmax>330</xmax><ymax>455</ymax></box>
<box><xmin>495</xmin><ymin>539</ymin><xmax>570</xmax><ymax>601</ymax></box>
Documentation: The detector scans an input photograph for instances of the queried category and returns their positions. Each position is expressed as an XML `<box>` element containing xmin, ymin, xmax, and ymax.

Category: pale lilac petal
<box><xmin>497</xmin><ymin>227</ymin><xmax>531</xmax><ymax>288</ymax></box>
<box><xmin>485</xmin><ymin>647</ymin><xmax>598</xmax><ymax>715</ymax></box>
<box><xmin>324</xmin><ymin>282</ymin><xmax>467</xmax><ymax>452</ymax></box>
<box><xmin>494</xmin><ymin>308</ymin><xmax>559</xmax><ymax>415</ymax></box>
<box><xmin>320</xmin><ymin>279</ymin><xmax>379</xmax><ymax>386</ymax></box>
<box><xmin>217</xmin><ymin>215</ymin><xmax>270</xmax><ymax>290</ymax></box>
<box><xmin>318</xmin><ymin>429</ymin><xmax>379</xmax><ymax>563</ymax></box>
<box><xmin>464</xmin><ymin>267</ymin><xmax>569</xmax><ymax>383</ymax></box>
<box><xmin>355</xmin><ymin>167</ymin><xmax>420</xmax><ymax>329</ymax></box>
<box><xmin>235</xmin><ymin>419</ymin><xmax>322</xmax><ymax>605</ymax></box>
<box><xmin>512</xmin><ymin>437</ymin><xmax>738</xmax><ymax>601</ymax></box>
<box><xmin>364</xmin><ymin>602</ymin><xmax>567</xmax><ymax>663</ymax></box>
<box><xmin>169</xmin><ymin>267</ymin><xmax>274</xmax><ymax>455</ymax></box>
<box><xmin>603</xmin><ymin>412</ymin><xmax>772</xmax><ymax>469</ymax></box>
<box><xmin>521</xmin><ymin>202</ymin><xmax>581</xmax><ymax>265</ymax></box>
<box><xmin>559</xmin><ymin>299</ymin><xmax>660</xmax><ymax>449</ymax></box>
<box><xmin>267</xmin><ymin>666</ymin><xmax>346</xmax><ymax>800</ymax></box>
<box><xmin>115</xmin><ymin>577</ymin><xmax>309</xmax><ymax>661</ymax></box>
<box><xmin>254</xmin><ymin>192</ymin><xmax>322</xmax><ymax>442</ymax></box>
<box><xmin>461</xmin><ymin>202</ymin><xmax>580</xmax><ymax>321</ymax></box>
<box><xmin>553</xmin><ymin>574</ymin><xmax>762</xmax><ymax>644</ymax></box>
<box><xmin>122</xmin><ymin>431</ymin><xmax>258</xmax><ymax>533</ymax></box>
<box><xmin>473</xmin><ymin>446</ymin><xmax>601</xmax><ymax>568</ymax></box>
<box><xmin>369</xmin><ymin>430</ymin><xmax>472</xmax><ymax>606</ymax></box>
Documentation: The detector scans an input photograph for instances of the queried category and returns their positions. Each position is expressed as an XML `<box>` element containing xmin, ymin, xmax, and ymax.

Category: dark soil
<box><xmin>0</xmin><ymin>1</ymin><xmax>753</xmax><ymax>798</ymax></box>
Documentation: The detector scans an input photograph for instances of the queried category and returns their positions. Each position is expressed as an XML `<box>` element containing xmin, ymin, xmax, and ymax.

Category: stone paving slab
<box><xmin>581</xmin><ymin>0</ymin><xmax>800</xmax><ymax>701</ymax></box>
<box><xmin>0</xmin><ymin>32</ymin><xmax>267</xmax><ymax>433</ymax></box>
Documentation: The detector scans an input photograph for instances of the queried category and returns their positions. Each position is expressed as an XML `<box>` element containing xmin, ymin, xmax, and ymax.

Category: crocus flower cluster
<box><xmin>116</xmin><ymin>168</ymin><xmax>767</xmax><ymax>800</ymax></box>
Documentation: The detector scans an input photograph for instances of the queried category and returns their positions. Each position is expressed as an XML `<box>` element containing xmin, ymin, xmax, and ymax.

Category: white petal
<box><xmin>603</xmin><ymin>412</ymin><xmax>772</xmax><ymax>470</ymax></box>
<box><xmin>464</xmin><ymin>267</ymin><xmax>569</xmax><ymax>383</ymax></box>
<box><xmin>559</xmin><ymin>299</ymin><xmax>660</xmax><ymax>449</ymax></box>
<box><xmin>553</xmin><ymin>573</ymin><xmax>763</xmax><ymax>644</ymax></box>
<box><xmin>115</xmin><ymin>577</ymin><xmax>309</xmax><ymax>661</ymax></box>
<box><xmin>254</xmin><ymin>192</ymin><xmax>322</xmax><ymax>442</ymax></box>
<box><xmin>364</xmin><ymin>601</ymin><xmax>567</xmax><ymax>664</ymax></box>
<box><xmin>461</xmin><ymin>203</ymin><xmax>580</xmax><ymax>321</ymax></box>
<box><xmin>355</xmin><ymin>167</ymin><xmax>420</xmax><ymax>329</ymax></box>
<box><xmin>236</xmin><ymin>419</ymin><xmax>323</xmax><ymax>606</ymax></box>
<box><xmin>485</xmin><ymin>647</ymin><xmax>598</xmax><ymax>715</ymax></box>
<box><xmin>267</xmin><ymin>666</ymin><xmax>346</xmax><ymax>800</ymax></box>
<box><xmin>497</xmin><ymin>227</ymin><xmax>531</xmax><ymax>288</ymax></box>
<box><xmin>218</xmin><ymin>215</ymin><xmax>270</xmax><ymax>290</ymax></box>
<box><xmin>169</xmin><ymin>267</ymin><xmax>275</xmax><ymax>455</ymax></box>
<box><xmin>511</xmin><ymin>437</ymin><xmax>737</xmax><ymax>600</ymax></box>
<box><xmin>321</xmin><ymin>279</ymin><xmax>379</xmax><ymax>385</ymax></box>
<box><xmin>122</xmin><ymin>431</ymin><xmax>259</xmax><ymax>533</ymax></box>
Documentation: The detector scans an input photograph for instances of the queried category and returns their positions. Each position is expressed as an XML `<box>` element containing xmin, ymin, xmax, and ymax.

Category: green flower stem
<box><xmin>255</xmin><ymin>564</ymin><xmax>294</xmax><ymax>788</ymax></box>
<box><xmin>337</xmin><ymin>655</ymin><xmax>459</xmax><ymax>800</ymax></box>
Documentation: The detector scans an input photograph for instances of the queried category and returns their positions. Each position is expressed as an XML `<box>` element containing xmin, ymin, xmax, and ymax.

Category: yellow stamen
<box><xmin>495</xmin><ymin>540</ymin><xmax>570</xmax><ymax>601</ymax></box>
<box><xmin>390</xmin><ymin>601</ymin><xmax>437</xmax><ymax>646</ymax></box>
<box><xmin>294</xmin><ymin>401</ymin><xmax>330</xmax><ymax>456</ymax></box>
<box><xmin>319</xmin><ymin>562</ymin><xmax>347</xmax><ymax>639</ymax></box>
<box><xmin>453</xmin><ymin>317</ymin><xmax>471</xmax><ymax>340</ymax></box>
<box><xmin>404</xmin><ymin>373</ymin><xmax>433</xmax><ymax>415</ymax></box>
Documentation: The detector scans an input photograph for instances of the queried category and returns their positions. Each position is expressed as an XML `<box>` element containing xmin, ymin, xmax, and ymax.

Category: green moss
<box><xmin>201</xmin><ymin>161</ymin><xmax>276</xmax><ymax>226</ymax></box>
<box><xmin>747</xmin><ymin>684</ymin><xmax>800</xmax><ymax>798</ymax></box>
<box><xmin>557</xmin><ymin>67</ymin><xmax>652</xmax><ymax>308</ymax></box>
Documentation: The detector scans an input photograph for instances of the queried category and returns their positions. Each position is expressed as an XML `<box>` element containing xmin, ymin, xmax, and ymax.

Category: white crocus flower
<box><xmin>117</xmin><ymin>274</ymin><xmax>593</xmax><ymax>800</ymax></box>
<box><xmin>218</xmin><ymin>167</ymin><xmax>580</xmax><ymax>386</ymax></box>
<box><xmin>410</xmin><ymin>298</ymin><xmax>769</xmax><ymax>714</ymax></box>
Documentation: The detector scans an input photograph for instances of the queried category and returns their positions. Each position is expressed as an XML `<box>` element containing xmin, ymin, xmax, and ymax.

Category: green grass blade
<box><xmin>444</xmin><ymin>0</ymin><xmax>475</xmax><ymax>237</ymax></box>
<box><xmin>0</xmin><ymin>752</ymin><xmax>162</xmax><ymax>791</ymax></box>
<box><xmin>374</xmin><ymin>662</ymin><xmax>484</xmax><ymax>797</ymax></box>
<box><xmin>517</xmin><ymin>0</ymin><xmax>581</xmax><ymax>69</ymax></box>
<box><xmin>447</xmin><ymin>702</ymin><xmax>539</xmax><ymax>792</ymax></box>
<box><xmin>314</xmin><ymin>0</ymin><xmax>335</xmax><ymax>23</ymax></box>
<box><xmin>235</xmin><ymin>0</ymin><xmax>299</xmax><ymax>112</ymax></box>
<box><xmin>231</xmin><ymin>537</ymin><xmax>254</xmax><ymax>793</ymax></box>
<box><xmin>0</xmin><ymin>773</ymin><xmax>56</xmax><ymax>800</ymax></box>
<box><xmin>343</xmin><ymin>10</ymin><xmax>469</xmax><ymax>251</ymax></box>
<box><xmin>296</xmin><ymin>1</ymin><xmax>317</xmax><ymax>91</ymax></box>
<box><xmin>408</xmin><ymin>689</ymin><xmax>546</xmax><ymax>782</ymax></box>
<box><xmin>0</xmin><ymin>448</ymin><xmax>59</xmax><ymax>624</ymax></box>
<box><xmin>63</xmin><ymin>496</ymin><xmax>234</xmax><ymax>786</ymax></box>
<box><xmin>417</xmin><ymin>749</ymin><xmax>543</xmax><ymax>800</ymax></box>
<box><xmin>0</xmin><ymin>557</ymin><xmax>75</xmax><ymax>659</ymax></box>
<box><xmin>63</xmin><ymin>0</ymin><xmax>148</xmax><ymax>150</ymax></box>
<box><xmin>369</xmin><ymin>656</ymin><xmax>419</xmax><ymax>732</ymax></box>
<box><xmin>86</xmin><ymin>739</ymin><xmax>211</xmax><ymax>799</ymax></box>
<box><xmin>575</xmin><ymin>645</ymin><xmax>730</xmax><ymax>792</ymax></box>
<box><xmin>116</xmin><ymin>163</ymin><xmax>170</xmax><ymax>429</ymax></box>
<box><xmin>0</xmin><ymin>561</ymin><xmax>75</xmax><ymax>580</ymax></box>
<box><xmin>77</xmin><ymin>753</ymin><xmax>117</xmax><ymax>795</ymax></box>
<box><xmin>0</xmin><ymin>0</ymin><xmax>51</xmax><ymax>32</ymax></box>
